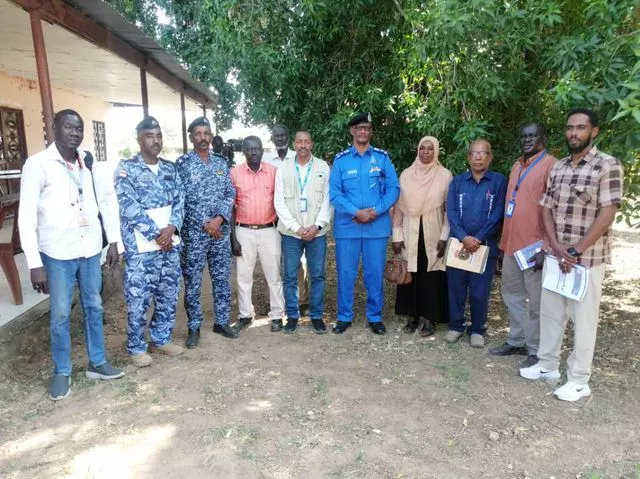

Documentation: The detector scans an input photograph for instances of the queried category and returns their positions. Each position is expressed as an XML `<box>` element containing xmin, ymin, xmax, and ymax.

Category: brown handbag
<box><xmin>384</xmin><ymin>254</ymin><xmax>412</xmax><ymax>285</ymax></box>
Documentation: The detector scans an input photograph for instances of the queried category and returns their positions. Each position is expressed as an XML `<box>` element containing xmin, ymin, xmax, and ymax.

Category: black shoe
<box><xmin>312</xmin><ymin>319</ymin><xmax>327</xmax><ymax>334</ymax></box>
<box><xmin>213</xmin><ymin>324</ymin><xmax>239</xmax><ymax>339</ymax></box>
<box><xmin>369</xmin><ymin>322</ymin><xmax>386</xmax><ymax>335</ymax></box>
<box><xmin>332</xmin><ymin>321</ymin><xmax>351</xmax><ymax>334</ymax></box>
<box><xmin>520</xmin><ymin>355</ymin><xmax>539</xmax><ymax>368</ymax></box>
<box><xmin>186</xmin><ymin>329</ymin><xmax>200</xmax><ymax>349</ymax></box>
<box><xmin>235</xmin><ymin>317</ymin><xmax>253</xmax><ymax>331</ymax></box>
<box><xmin>283</xmin><ymin>319</ymin><xmax>298</xmax><ymax>334</ymax></box>
<box><xmin>403</xmin><ymin>318</ymin><xmax>419</xmax><ymax>334</ymax></box>
<box><xmin>271</xmin><ymin>319</ymin><xmax>283</xmax><ymax>332</ymax></box>
<box><xmin>488</xmin><ymin>342</ymin><xmax>528</xmax><ymax>356</ymax></box>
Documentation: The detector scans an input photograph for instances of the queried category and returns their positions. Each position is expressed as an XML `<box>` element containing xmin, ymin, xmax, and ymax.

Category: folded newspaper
<box><xmin>444</xmin><ymin>237</ymin><xmax>489</xmax><ymax>274</ymax></box>
<box><xmin>542</xmin><ymin>255</ymin><xmax>589</xmax><ymax>301</ymax></box>
<box><xmin>514</xmin><ymin>240</ymin><xmax>544</xmax><ymax>270</ymax></box>
<box><xmin>134</xmin><ymin>205</ymin><xmax>181</xmax><ymax>253</ymax></box>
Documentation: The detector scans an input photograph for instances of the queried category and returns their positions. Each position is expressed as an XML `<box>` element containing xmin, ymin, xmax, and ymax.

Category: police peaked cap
<box><xmin>188</xmin><ymin>116</ymin><xmax>211</xmax><ymax>133</ymax></box>
<box><xmin>347</xmin><ymin>112</ymin><xmax>373</xmax><ymax>128</ymax></box>
<box><xmin>136</xmin><ymin>116</ymin><xmax>161</xmax><ymax>132</ymax></box>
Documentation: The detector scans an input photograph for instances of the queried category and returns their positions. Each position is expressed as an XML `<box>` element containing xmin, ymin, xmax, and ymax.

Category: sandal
<box><xmin>403</xmin><ymin>318</ymin><xmax>419</xmax><ymax>334</ymax></box>
<box><xmin>419</xmin><ymin>320</ymin><xmax>435</xmax><ymax>337</ymax></box>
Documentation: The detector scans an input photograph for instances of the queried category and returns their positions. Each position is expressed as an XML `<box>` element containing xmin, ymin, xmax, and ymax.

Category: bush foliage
<box><xmin>108</xmin><ymin>0</ymin><xmax>639</xmax><ymax>224</ymax></box>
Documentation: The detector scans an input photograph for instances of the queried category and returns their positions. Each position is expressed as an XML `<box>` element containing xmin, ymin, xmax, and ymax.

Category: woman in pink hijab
<box><xmin>392</xmin><ymin>136</ymin><xmax>452</xmax><ymax>336</ymax></box>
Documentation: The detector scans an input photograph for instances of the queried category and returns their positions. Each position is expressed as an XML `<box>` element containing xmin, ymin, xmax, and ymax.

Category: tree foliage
<box><xmin>110</xmin><ymin>0</ymin><xmax>640</xmax><ymax>224</ymax></box>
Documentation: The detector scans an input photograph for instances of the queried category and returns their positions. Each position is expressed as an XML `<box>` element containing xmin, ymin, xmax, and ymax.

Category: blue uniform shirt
<box><xmin>447</xmin><ymin>170</ymin><xmax>507</xmax><ymax>257</ymax></box>
<box><xmin>175</xmin><ymin>150</ymin><xmax>235</xmax><ymax>235</ymax></box>
<box><xmin>114</xmin><ymin>155</ymin><xmax>185</xmax><ymax>255</ymax></box>
<box><xmin>329</xmin><ymin>145</ymin><xmax>400</xmax><ymax>239</ymax></box>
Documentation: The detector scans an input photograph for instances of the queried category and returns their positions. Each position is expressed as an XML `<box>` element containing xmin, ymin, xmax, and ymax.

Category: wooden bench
<box><xmin>0</xmin><ymin>201</ymin><xmax>22</xmax><ymax>305</ymax></box>
<box><xmin>0</xmin><ymin>170</ymin><xmax>21</xmax><ymax>207</ymax></box>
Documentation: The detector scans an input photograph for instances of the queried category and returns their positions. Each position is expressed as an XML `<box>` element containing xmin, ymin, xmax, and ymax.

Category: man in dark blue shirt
<box><xmin>445</xmin><ymin>139</ymin><xmax>507</xmax><ymax>348</ymax></box>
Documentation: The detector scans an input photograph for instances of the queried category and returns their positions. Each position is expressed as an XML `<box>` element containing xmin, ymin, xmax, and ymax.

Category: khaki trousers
<box><xmin>235</xmin><ymin>226</ymin><xmax>285</xmax><ymax>319</ymax></box>
<box><xmin>502</xmin><ymin>254</ymin><xmax>542</xmax><ymax>355</ymax></box>
<box><xmin>537</xmin><ymin>262</ymin><xmax>605</xmax><ymax>385</ymax></box>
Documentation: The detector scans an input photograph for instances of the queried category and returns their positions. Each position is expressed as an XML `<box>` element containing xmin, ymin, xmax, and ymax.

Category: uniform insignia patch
<box><xmin>347</xmin><ymin>169</ymin><xmax>358</xmax><ymax>175</ymax></box>
<box><xmin>216</xmin><ymin>169</ymin><xmax>224</xmax><ymax>176</ymax></box>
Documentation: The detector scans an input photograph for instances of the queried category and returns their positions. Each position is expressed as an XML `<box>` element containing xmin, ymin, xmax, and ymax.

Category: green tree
<box><xmin>110</xmin><ymin>0</ymin><xmax>639</xmax><ymax>224</ymax></box>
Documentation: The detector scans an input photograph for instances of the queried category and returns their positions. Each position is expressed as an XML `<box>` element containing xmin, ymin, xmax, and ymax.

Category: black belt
<box><xmin>236</xmin><ymin>221</ymin><xmax>276</xmax><ymax>229</ymax></box>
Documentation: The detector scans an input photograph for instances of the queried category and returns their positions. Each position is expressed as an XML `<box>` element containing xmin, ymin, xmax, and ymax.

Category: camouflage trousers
<box><xmin>123</xmin><ymin>250</ymin><xmax>180</xmax><ymax>355</ymax></box>
<box><xmin>181</xmin><ymin>230</ymin><xmax>232</xmax><ymax>330</ymax></box>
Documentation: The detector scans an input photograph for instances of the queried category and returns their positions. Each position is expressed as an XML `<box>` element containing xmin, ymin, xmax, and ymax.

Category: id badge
<box><xmin>505</xmin><ymin>199</ymin><xmax>516</xmax><ymax>218</ymax></box>
<box><xmin>78</xmin><ymin>211</ymin><xmax>90</xmax><ymax>227</ymax></box>
<box><xmin>299</xmin><ymin>198</ymin><xmax>308</xmax><ymax>212</ymax></box>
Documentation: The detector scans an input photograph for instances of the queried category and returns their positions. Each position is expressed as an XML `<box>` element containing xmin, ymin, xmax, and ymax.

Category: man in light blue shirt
<box><xmin>329</xmin><ymin>112</ymin><xmax>400</xmax><ymax>335</ymax></box>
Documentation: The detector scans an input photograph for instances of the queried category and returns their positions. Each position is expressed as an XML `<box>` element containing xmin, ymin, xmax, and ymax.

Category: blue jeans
<box><xmin>281</xmin><ymin>234</ymin><xmax>327</xmax><ymax>320</ymax></box>
<box><xmin>42</xmin><ymin>253</ymin><xmax>106</xmax><ymax>375</ymax></box>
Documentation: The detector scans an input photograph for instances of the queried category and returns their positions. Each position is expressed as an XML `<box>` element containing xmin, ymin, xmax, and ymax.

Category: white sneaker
<box><xmin>553</xmin><ymin>382</ymin><xmax>591</xmax><ymax>402</ymax></box>
<box><xmin>519</xmin><ymin>364</ymin><xmax>561</xmax><ymax>381</ymax></box>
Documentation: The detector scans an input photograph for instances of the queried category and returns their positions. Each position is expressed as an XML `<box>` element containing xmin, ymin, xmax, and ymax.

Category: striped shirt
<box><xmin>539</xmin><ymin>146</ymin><xmax>623</xmax><ymax>267</ymax></box>
<box><xmin>231</xmin><ymin>161</ymin><xmax>277</xmax><ymax>225</ymax></box>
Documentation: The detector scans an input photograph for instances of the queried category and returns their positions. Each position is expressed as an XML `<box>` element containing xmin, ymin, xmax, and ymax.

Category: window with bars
<box><xmin>0</xmin><ymin>107</ymin><xmax>27</xmax><ymax>197</ymax></box>
<box><xmin>93</xmin><ymin>120</ymin><xmax>107</xmax><ymax>162</ymax></box>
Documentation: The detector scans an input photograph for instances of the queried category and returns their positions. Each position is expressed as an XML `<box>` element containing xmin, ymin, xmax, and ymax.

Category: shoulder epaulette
<box><xmin>334</xmin><ymin>149</ymin><xmax>350</xmax><ymax>161</ymax></box>
<box><xmin>372</xmin><ymin>147</ymin><xmax>390</xmax><ymax>157</ymax></box>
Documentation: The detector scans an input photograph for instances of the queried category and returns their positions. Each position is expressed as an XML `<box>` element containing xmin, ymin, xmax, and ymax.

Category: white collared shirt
<box><xmin>263</xmin><ymin>148</ymin><xmax>295</xmax><ymax>169</ymax></box>
<box><xmin>18</xmin><ymin>142</ymin><xmax>121</xmax><ymax>269</ymax></box>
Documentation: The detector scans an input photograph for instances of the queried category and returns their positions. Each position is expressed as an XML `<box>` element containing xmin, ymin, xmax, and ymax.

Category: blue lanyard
<box><xmin>512</xmin><ymin>150</ymin><xmax>545</xmax><ymax>199</ymax></box>
<box><xmin>57</xmin><ymin>159</ymin><xmax>84</xmax><ymax>197</ymax></box>
<box><xmin>295</xmin><ymin>157</ymin><xmax>313</xmax><ymax>193</ymax></box>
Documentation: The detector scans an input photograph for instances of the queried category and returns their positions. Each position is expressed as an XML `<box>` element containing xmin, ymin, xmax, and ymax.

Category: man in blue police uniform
<box><xmin>176</xmin><ymin>116</ymin><xmax>237</xmax><ymax>348</ymax></box>
<box><xmin>445</xmin><ymin>139</ymin><xmax>507</xmax><ymax>348</ymax></box>
<box><xmin>115</xmin><ymin>116</ymin><xmax>185</xmax><ymax>367</ymax></box>
<box><xmin>329</xmin><ymin>112</ymin><xmax>400</xmax><ymax>335</ymax></box>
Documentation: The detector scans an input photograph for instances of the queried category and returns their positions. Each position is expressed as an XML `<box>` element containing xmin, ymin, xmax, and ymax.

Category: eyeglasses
<box><xmin>469</xmin><ymin>151</ymin><xmax>490</xmax><ymax>158</ymax></box>
<box><xmin>353</xmin><ymin>125</ymin><xmax>372</xmax><ymax>132</ymax></box>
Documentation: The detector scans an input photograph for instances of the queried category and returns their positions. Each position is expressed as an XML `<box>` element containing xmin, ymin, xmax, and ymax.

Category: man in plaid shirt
<box><xmin>519</xmin><ymin>108</ymin><xmax>624</xmax><ymax>401</ymax></box>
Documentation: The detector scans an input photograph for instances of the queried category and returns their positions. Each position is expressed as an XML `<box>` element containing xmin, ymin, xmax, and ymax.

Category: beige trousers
<box><xmin>537</xmin><ymin>262</ymin><xmax>605</xmax><ymax>385</ymax></box>
<box><xmin>235</xmin><ymin>226</ymin><xmax>285</xmax><ymax>320</ymax></box>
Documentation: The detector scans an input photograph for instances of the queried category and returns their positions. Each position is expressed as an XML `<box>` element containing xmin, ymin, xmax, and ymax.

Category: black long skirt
<box><xmin>394</xmin><ymin>221</ymin><xmax>449</xmax><ymax>323</ymax></box>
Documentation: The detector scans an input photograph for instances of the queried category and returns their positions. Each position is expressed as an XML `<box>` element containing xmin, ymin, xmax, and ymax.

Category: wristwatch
<box><xmin>567</xmin><ymin>247</ymin><xmax>581</xmax><ymax>258</ymax></box>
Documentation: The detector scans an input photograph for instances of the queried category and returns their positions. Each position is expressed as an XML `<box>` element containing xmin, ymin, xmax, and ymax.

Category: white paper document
<box><xmin>542</xmin><ymin>255</ymin><xmax>589</xmax><ymax>302</ymax></box>
<box><xmin>444</xmin><ymin>237</ymin><xmax>489</xmax><ymax>274</ymax></box>
<box><xmin>134</xmin><ymin>205</ymin><xmax>181</xmax><ymax>253</ymax></box>
<box><xmin>514</xmin><ymin>240</ymin><xmax>544</xmax><ymax>271</ymax></box>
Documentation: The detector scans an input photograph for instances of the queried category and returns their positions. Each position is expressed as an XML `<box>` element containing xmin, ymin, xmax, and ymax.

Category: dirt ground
<box><xmin>1</xmin><ymin>225</ymin><xmax>639</xmax><ymax>479</ymax></box>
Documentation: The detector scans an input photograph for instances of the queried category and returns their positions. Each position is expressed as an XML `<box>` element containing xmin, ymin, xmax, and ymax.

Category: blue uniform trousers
<box><xmin>181</xmin><ymin>231</ymin><xmax>232</xmax><ymax>330</ymax></box>
<box><xmin>335</xmin><ymin>237</ymin><xmax>387</xmax><ymax>323</ymax></box>
<box><xmin>447</xmin><ymin>256</ymin><xmax>498</xmax><ymax>335</ymax></box>
<box><xmin>124</xmin><ymin>250</ymin><xmax>180</xmax><ymax>355</ymax></box>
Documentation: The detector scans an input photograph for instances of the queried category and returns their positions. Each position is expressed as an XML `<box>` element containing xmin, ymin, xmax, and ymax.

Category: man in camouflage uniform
<box><xmin>176</xmin><ymin>117</ymin><xmax>237</xmax><ymax>348</ymax></box>
<box><xmin>114</xmin><ymin>116</ymin><xmax>185</xmax><ymax>367</ymax></box>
